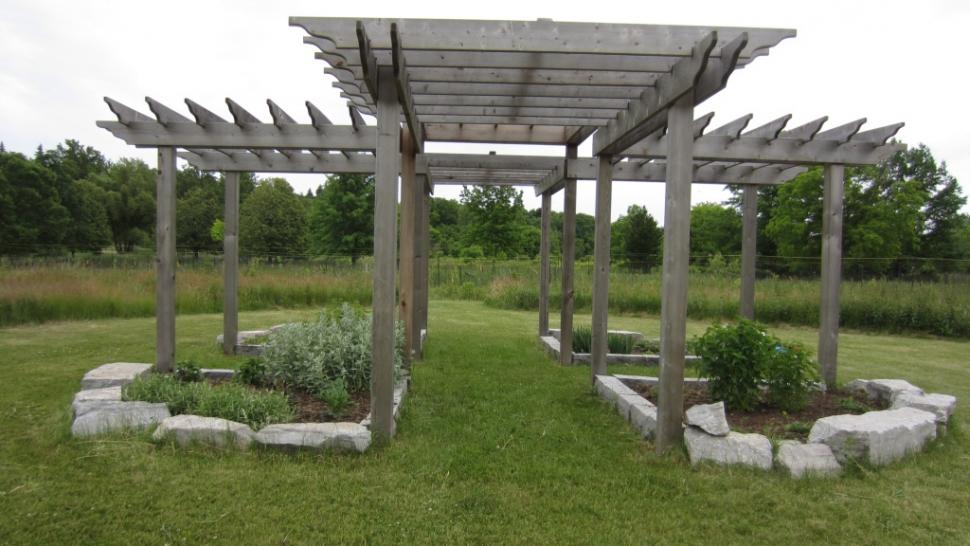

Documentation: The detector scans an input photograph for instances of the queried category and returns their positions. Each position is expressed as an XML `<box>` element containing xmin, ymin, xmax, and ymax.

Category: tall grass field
<box><xmin>2</xmin><ymin>258</ymin><xmax>969</xmax><ymax>338</ymax></box>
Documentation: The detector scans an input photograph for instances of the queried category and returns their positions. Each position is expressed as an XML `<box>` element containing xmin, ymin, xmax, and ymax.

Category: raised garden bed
<box><xmin>596</xmin><ymin>374</ymin><xmax>957</xmax><ymax>477</ymax></box>
<box><xmin>540</xmin><ymin>328</ymin><xmax>699</xmax><ymax>366</ymax></box>
<box><xmin>70</xmin><ymin>362</ymin><xmax>408</xmax><ymax>453</ymax></box>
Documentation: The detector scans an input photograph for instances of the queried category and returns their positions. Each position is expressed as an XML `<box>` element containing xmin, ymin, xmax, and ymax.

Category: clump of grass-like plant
<box><xmin>123</xmin><ymin>373</ymin><xmax>293</xmax><ymax>429</ymax></box>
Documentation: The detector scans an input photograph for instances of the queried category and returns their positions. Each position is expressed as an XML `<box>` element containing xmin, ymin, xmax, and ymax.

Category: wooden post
<box><xmin>656</xmin><ymin>92</ymin><xmax>694</xmax><ymax>454</ymax></box>
<box><xmin>155</xmin><ymin>147</ymin><xmax>177</xmax><ymax>373</ymax></box>
<box><xmin>414</xmin><ymin>178</ymin><xmax>430</xmax><ymax>358</ymax></box>
<box><xmin>399</xmin><ymin>127</ymin><xmax>418</xmax><ymax>364</ymax></box>
<box><xmin>740</xmin><ymin>184</ymin><xmax>758</xmax><ymax>320</ymax></box>
<box><xmin>538</xmin><ymin>191</ymin><xmax>552</xmax><ymax>336</ymax></box>
<box><xmin>819</xmin><ymin>164</ymin><xmax>845</xmax><ymax>389</ymax></box>
<box><xmin>222</xmin><ymin>171</ymin><xmax>240</xmax><ymax>355</ymax></box>
<box><xmin>559</xmin><ymin>144</ymin><xmax>578</xmax><ymax>364</ymax></box>
<box><xmin>372</xmin><ymin>67</ymin><xmax>401</xmax><ymax>442</ymax></box>
<box><xmin>591</xmin><ymin>154</ymin><xmax>613</xmax><ymax>380</ymax></box>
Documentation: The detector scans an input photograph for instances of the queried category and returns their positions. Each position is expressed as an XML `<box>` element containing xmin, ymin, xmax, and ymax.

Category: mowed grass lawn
<box><xmin>1</xmin><ymin>300</ymin><xmax>968</xmax><ymax>544</ymax></box>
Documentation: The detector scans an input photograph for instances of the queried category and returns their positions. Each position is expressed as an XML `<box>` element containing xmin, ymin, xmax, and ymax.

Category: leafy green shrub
<box><xmin>693</xmin><ymin>320</ymin><xmax>773</xmax><ymax>411</ymax></box>
<box><xmin>318</xmin><ymin>378</ymin><xmax>352</xmax><ymax>417</ymax></box>
<box><xmin>259</xmin><ymin>303</ymin><xmax>404</xmax><ymax>394</ymax></box>
<box><xmin>236</xmin><ymin>358</ymin><xmax>266</xmax><ymax>386</ymax></box>
<box><xmin>174</xmin><ymin>360</ymin><xmax>202</xmax><ymax>383</ymax></box>
<box><xmin>693</xmin><ymin>319</ymin><xmax>818</xmax><ymax>411</ymax></box>
<box><xmin>763</xmin><ymin>342</ymin><xmax>819</xmax><ymax>411</ymax></box>
<box><xmin>123</xmin><ymin>373</ymin><xmax>293</xmax><ymax>429</ymax></box>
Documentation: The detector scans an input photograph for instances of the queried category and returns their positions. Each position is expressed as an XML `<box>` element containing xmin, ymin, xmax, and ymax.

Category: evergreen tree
<box><xmin>240</xmin><ymin>178</ymin><xmax>308</xmax><ymax>259</ymax></box>
<box><xmin>309</xmin><ymin>174</ymin><xmax>374</xmax><ymax>263</ymax></box>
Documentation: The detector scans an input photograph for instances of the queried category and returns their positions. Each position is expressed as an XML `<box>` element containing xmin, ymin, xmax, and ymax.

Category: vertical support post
<box><xmin>559</xmin><ymin>144</ymin><xmax>578</xmax><ymax>365</ymax></box>
<box><xmin>399</xmin><ymin>127</ymin><xmax>418</xmax><ymax>364</ymax></box>
<box><xmin>591</xmin><ymin>155</ymin><xmax>613</xmax><ymax>380</ymax></box>
<box><xmin>155</xmin><ymin>147</ymin><xmax>177</xmax><ymax>373</ymax></box>
<box><xmin>740</xmin><ymin>184</ymin><xmax>758</xmax><ymax>320</ymax></box>
<box><xmin>414</xmin><ymin>177</ymin><xmax>430</xmax><ymax>358</ymax></box>
<box><xmin>656</xmin><ymin>92</ymin><xmax>694</xmax><ymax>454</ymax></box>
<box><xmin>538</xmin><ymin>191</ymin><xmax>552</xmax><ymax>336</ymax></box>
<box><xmin>372</xmin><ymin>66</ymin><xmax>401</xmax><ymax>442</ymax></box>
<box><xmin>819</xmin><ymin>164</ymin><xmax>845</xmax><ymax>389</ymax></box>
<box><xmin>222</xmin><ymin>171</ymin><xmax>240</xmax><ymax>355</ymax></box>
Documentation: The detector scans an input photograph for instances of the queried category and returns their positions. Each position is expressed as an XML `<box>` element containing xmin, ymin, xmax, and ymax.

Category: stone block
<box><xmin>629</xmin><ymin>404</ymin><xmax>658</xmax><ymax>439</ymax></box>
<box><xmin>80</xmin><ymin>363</ymin><xmax>152</xmax><ymax>390</ymax></box>
<box><xmin>684</xmin><ymin>428</ymin><xmax>773</xmax><ymax>470</ymax></box>
<box><xmin>685</xmin><ymin>402</ymin><xmax>730</xmax><ymax>436</ymax></box>
<box><xmin>153</xmin><ymin>415</ymin><xmax>255</xmax><ymax>449</ymax></box>
<box><xmin>255</xmin><ymin>422</ymin><xmax>371</xmax><ymax>453</ymax></box>
<box><xmin>891</xmin><ymin>392</ymin><xmax>957</xmax><ymax>424</ymax></box>
<box><xmin>71</xmin><ymin>401</ymin><xmax>170</xmax><ymax>437</ymax></box>
<box><xmin>775</xmin><ymin>441</ymin><xmax>842</xmax><ymax>478</ymax></box>
<box><xmin>809</xmin><ymin>407</ymin><xmax>937</xmax><ymax>465</ymax></box>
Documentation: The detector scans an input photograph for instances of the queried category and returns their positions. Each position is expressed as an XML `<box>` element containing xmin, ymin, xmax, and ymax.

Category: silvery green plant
<box><xmin>259</xmin><ymin>304</ymin><xmax>404</xmax><ymax>394</ymax></box>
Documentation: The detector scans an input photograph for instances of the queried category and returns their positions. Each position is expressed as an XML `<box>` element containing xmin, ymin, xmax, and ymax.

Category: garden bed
<box><xmin>540</xmin><ymin>328</ymin><xmax>699</xmax><ymax>366</ymax></box>
<box><xmin>626</xmin><ymin>381</ymin><xmax>885</xmax><ymax>441</ymax></box>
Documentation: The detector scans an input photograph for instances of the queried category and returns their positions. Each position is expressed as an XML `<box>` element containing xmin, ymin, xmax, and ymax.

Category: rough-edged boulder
<box><xmin>775</xmin><ymin>441</ymin><xmax>842</xmax><ymax>478</ymax></box>
<box><xmin>685</xmin><ymin>402</ymin><xmax>730</xmax><ymax>436</ymax></box>
<box><xmin>866</xmin><ymin>379</ymin><xmax>924</xmax><ymax>403</ymax></box>
<box><xmin>809</xmin><ymin>407</ymin><xmax>937</xmax><ymax>465</ymax></box>
<box><xmin>891</xmin><ymin>392</ymin><xmax>957</xmax><ymax>424</ymax></box>
<box><xmin>71</xmin><ymin>401</ymin><xmax>170</xmax><ymax>437</ymax></box>
<box><xmin>72</xmin><ymin>386</ymin><xmax>122</xmax><ymax>414</ymax></box>
<box><xmin>80</xmin><ymin>363</ymin><xmax>151</xmax><ymax>390</ymax></box>
<box><xmin>684</xmin><ymin>428</ymin><xmax>772</xmax><ymax>470</ymax></box>
<box><xmin>255</xmin><ymin>422</ymin><xmax>371</xmax><ymax>453</ymax></box>
<box><xmin>153</xmin><ymin>415</ymin><xmax>255</xmax><ymax>449</ymax></box>
<box><xmin>629</xmin><ymin>404</ymin><xmax>658</xmax><ymax>439</ymax></box>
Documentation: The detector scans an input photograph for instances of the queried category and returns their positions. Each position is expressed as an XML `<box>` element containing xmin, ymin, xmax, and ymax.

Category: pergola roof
<box><xmin>292</xmin><ymin>17</ymin><xmax>795</xmax><ymax>148</ymax></box>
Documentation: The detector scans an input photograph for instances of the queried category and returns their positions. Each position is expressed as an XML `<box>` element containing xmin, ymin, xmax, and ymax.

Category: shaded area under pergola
<box><xmin>98</xmin><ymin>17</ymin><xmax>903</xmax><ymax>453</ymax></box>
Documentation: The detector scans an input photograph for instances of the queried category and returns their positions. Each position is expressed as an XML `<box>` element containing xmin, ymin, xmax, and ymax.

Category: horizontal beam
<box><xmin>592</xmin><ymin>32</ymin><xmax>717</xmax><ymax>155</ymax></box>
<box><xmin>414</xmin><ymin>105</ymin><xmax>618</xmax><ymax>119</ymax></box>
<box><xmin>179</xmin><ymin>150</ymin><xmax>376</xmax><ymax>173</ymax></box>
<box><xmin>417</xmin><ymin>114</ymin><xmax>608</xmax><ymax>126</ymax></box>
<box><xmin>423</xmin><ymin>123</ymin><xmax>580</xmax><ymax>144</ymax></box>
<box><xmin>98</xmin><ymin>120</ymin><xmax>377</xmax><ymax>150</ymax></box>
<box><xmin>293</xmin><ymin>17</ymin><xmax>794</xmax><ymax>59</ymax></box>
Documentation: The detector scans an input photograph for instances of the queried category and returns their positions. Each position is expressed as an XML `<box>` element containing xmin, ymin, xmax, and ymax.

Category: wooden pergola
<box><xmin>98</xmin><ymin>17</ymin><xmax>903</xmax><ymax>453</ymax></box>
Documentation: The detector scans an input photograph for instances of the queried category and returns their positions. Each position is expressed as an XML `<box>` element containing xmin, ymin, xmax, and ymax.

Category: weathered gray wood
<box><xmin>355</xmin><ymin>21</ymin><xmax>379</xmax><ymax>101</ymax></box>
<box><xmin>781</xmin><ymin>116</ymin><xmax>827</xmax><ymax>141</ymax></box>
<box><xmin>405</xmin><ymin>67</ymin><xmax>663</xmax><ymax>86</ymax></box>
<box><xmin>399</xmin><ymin>127</ymin><xmax>419</xmax><ymax>364</ymax></box>
<box><xmin>819</xmin><ymin>164</ymin><xmax>845</xmax><ymax>389</ymax></box>
<box><xmin>742</xmin><ymin>114</ymin><xmax>791</xmax><ymax>139</ymax></box>
<box><xmin>815</xmin><ymin>119</ymin><xmax>865</xmax><ymax>144</ymax></box>
<box><xmin>371</xmin><ymin>67</ymin><xmax>401</xmax><ymax>442</ymax></box>
<box><xmin>96</xmin><ymin>120</ymin><xmax>376</xmax><ymax>151</ymax></box>
<box><xmin>391</xmin><ymin>23</ymin><xmax>424</xmax><ymax>151</ymax></box>
<box><xmin>707</xmin><ymin>114</ymin><xmax>753</xmax><ymax>138</ymax></box>
<box><xmin>622</xmin><ymin>132</ymin><xmax>907</xmax><ymax>165</ymax></box>
<box><xmin>418</xmin><ymin>115</ymin><xmax>609</xmax><ymax>126</ymax></box>
<box><xmin>740</xmin><ymin>184</ymin><xmax>758</xmax><ymax>320</ymax></box>
<box><xmin>593</xmin><ymin>32</ymin><xmax>716</xmax><ymax>156</ymax></box>
<box><xmin>293</xmin><ymin>17</ymin><xmax>794</xmax><ymax>59</ymax></box>
<box><xmin>155</xmin><ymin>147</ymin><xmax>177</xmax><ymax>373</ymax></box>
<box><xmin>428</xmin><ymin>154</ymin><xmax>561</xmax><ymax>171</ymax></box>
<box><xmin>656</xmin><ymin>91</ymin><xmax>695</xmax><ymax>454</ymax></box>
<box><xmin>850</xmin><ymin>123</ymin><xmax>904</xmax><ymax>144</ymax></box>
<box><xmin>413</xmin><ymin>95</ymin><xmax>631</xmax><ymax>109</ymax></box>
<box><xmin>559</xmin><ymin>144</ymin><xmax>578</xmax><ymax>365</ymax></box>
<box><xmin>590</xmin><ymin>154</ymin><xmax>613</xmax><ymax>380</ymax></box>
<box><xmin>415</xmin><ymin>180</ymin><xmax>430</xmax><ymax>357</ymax></box>
<box><xmin>185</xmin><ymin>98</ymin><xmax>228</xmax><ymax>127</ymax></box>
<box><xmin>225</xmin><ymin>98</ymin><xmax>261</xmax><ymax>128</ymax></box>
<box><xmin>423</xmin><ymin>123</ymin><xmax>580</xmax><ymax>144</ymax></box>
<box><xmin>223</xmin><ymin>171</ymin><xmax>240</xmax><ymax>355</ymax></box>
<box><xmin>409</xmin><ymin>81</ymin><xmax>646</xmax><ymax>99</ymax></box>
<box><xmin>415</xmin><ymin>105</ymin><xmax>619</xmax><ymax>119</ymax></box>
<box><xmin>538</xmin><ymin>192</ymin><xmax>552</xmax><ymax>336</ymax></box>
<box><xmin>348</xmin><ymin>106</ymin><xmax>367</xmax><ymax>131</ymax></box>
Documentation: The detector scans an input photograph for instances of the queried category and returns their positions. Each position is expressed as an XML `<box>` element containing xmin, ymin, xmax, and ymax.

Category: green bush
<box><xmin>236</xmin><ymin>358</ymin><xmax>266</xmax><ymax>386</ymax></box>
<box><xmin>693</xmin><ymin>319</ymin><xmax>818</xmax><ymax>411</ymax></box>
<box><xmin>570</xmin><ymin>326</ymin><xmax>636</xmax><ymax>354</ymax></box>
<box><xmin>318</xmin><ymin>378</ymin><xmax>352</xmax><ymax>417</ymax></box>
<box><xmin>123</xmin><ymin>373</ymin><xmax>293</xmax><ymax>429</ymax></box>
<box><xmin>259</xmin><ymin>303</ymin><xmax>404</xmax><ymax>394</ymax></box>
<box><xmin>174</xmin><ymin>360</ymin><xmax>202</xmax><ymax>383</ymax></box>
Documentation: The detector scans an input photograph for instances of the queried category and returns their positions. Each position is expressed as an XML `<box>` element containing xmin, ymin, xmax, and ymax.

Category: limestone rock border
<box><xmin>541</xmin><ymin>329</ymin><xmax>700</xmax><ymax>366</ymax></box>
<box><xmin>594</xmin><ymin>374</ymin><xmax>957</xmax><ymax>477</ymax></box>
<box><xmin>71</xmin><ymin>362</ymin><xmax>410</xmax><ymax>454</ymax></box>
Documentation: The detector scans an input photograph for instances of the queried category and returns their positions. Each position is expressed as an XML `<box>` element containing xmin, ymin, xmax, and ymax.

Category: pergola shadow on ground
<box><xmin>98</xmin><ymin>17</ymin><xmax>903</xmax><ymax>452</ymax></box>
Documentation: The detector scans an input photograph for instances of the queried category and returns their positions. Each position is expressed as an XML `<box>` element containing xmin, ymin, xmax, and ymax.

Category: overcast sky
<box><xmin>2</xmin><ymin>0</ymin><xmax>967</xmax><ymax>222</ymax></box>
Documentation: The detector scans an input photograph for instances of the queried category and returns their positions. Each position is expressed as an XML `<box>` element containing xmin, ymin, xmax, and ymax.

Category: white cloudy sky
<box><xmin>2</xmin><ymin>0</ymin><xmax>967</xmax><ymax>222</ymax></box>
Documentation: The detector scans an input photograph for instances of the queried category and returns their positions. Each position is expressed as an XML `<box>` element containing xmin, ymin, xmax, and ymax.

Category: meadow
<box><xmin>3</xmin><ymin>257</ymin><xmax>970</xmax><ymax>338</ymax></box>
<box><xmin>0</xmin><ymin>301</ymin><xmax>968</xmax><ymax>544</ymax></box>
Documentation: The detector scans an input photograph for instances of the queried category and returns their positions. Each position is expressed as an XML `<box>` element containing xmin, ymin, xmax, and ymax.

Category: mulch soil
<box><xmin>629</xmin><ymin>382</ymin><xmax>887</xmax><ymax>441</ymax></box>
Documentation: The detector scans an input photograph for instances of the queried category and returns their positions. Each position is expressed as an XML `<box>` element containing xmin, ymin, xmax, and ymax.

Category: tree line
<box><xmin>1</xmin><ymin>139</ymin><xmax>967</xmax><ymax>277</ymax></box>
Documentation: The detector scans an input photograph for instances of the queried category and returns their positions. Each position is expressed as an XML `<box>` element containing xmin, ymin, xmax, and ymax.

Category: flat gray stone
<box><xmin>616</xmin><ymin>393</ymin><xmax>654</xmax><ymax>422</ymax></box>
<box><xmin>776</xmin><ymin>441</ymin><xmax>842</xmax><ymax>478</ymax></box>
<box><xmin>595</xmin><ymin>375</ymin><xmax>638</xmax><ymax>405</ymax></box>
<box><xmin>72</xmin><ymin>386</ymin><xmax>122</xmax><ymax>415</ymax></box>
<box><xmin>71</xmin><ymin>401</ymin><xmax>170</xmax><ymax>437</ymax></box>
<box><xmin>891</xmin><ymin>392</ymin><xmax>957</xmax><ymax>424</ymax></box>
<box><xmin>200</xmin><ymin>368</ymin><xmax>235</xmax><ymax>380</ymax></box>
<box><xmin>685</xmin><ymin>402</ymin><xmax>730</xmax><ymax>436</ymax></box>
<box><xmin>685</xmin><ymin>428</ymin><xmax>773</xmax><ymax>470</ymax></box>
<box><xmin>809</xmin><ymin>407</ymin><xmax>937</xmax><ymax>465</ymax></box>
<box><xmin>255</xmin><ymin>422</ymin><xmax>371</xmax><ymax>453</ymax></box>
<box><xmin>153</xmin><ymin>415</ymin><xmax>254</xmax><ymax>449</ymax></box>
<box><xmin>866</xmin><ymin>379</ymin><xmax>924</xmax><ymax>403</ymax></box>
<box><xmin>629</xmin><ymin>404</ymin><xmax>658</xmax><ymax>439</ymax></box>
<box><xmin>80</xmin><ymin>363</ymin><xmax>152</xmax><ymax>390</ymax></box>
